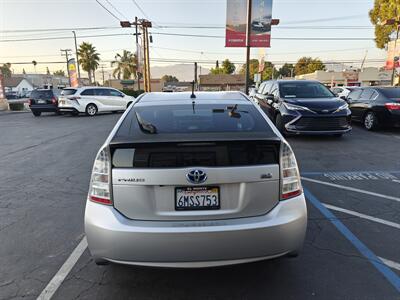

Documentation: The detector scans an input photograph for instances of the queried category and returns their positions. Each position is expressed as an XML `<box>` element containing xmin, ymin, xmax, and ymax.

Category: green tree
<box><xmin>295</xmin><ymin>57</ymin><xmax>325</xmax><ymax>75</ymax></box>
<box><xmin>0</xmin><ymin>63</ymin><xmax>12</xmax><ymax>78</ymax></box>
<box><xmin>22</xmin><ymin>68</ymin><xmax>26</xmax><ymax>75</ymax></box>
<box><xmin>161</xmin><ymin>75</ymin><xmax>179</xmax><ymax>82</ymax></box>
<box><xmin>112</xmin><ymin>50</ymin><xmax>137</xmax><ymax>80</ymax></box>
<box><xmin>369</xmin><ymin>0</ymin><xmax>400</xmax><ymax>49</ymax></box>
<box><xmin>46</xmin><ymin>67</ymin><xmax>50</xmax><ymax>75</ymax></box>
<box><xmin>278</xmin><ymin>63</ymin><xmax>295</xmax><ymax>78</ymax></box>
<box><xmin>77</xmin><ymin>42</ymin><xmax>100</xmax><ymax>83</ymax></box>
<box><xmin>210</xmin><ymin>59</ymin><xmax>236</xmax><ymax>75</ymax></box>
<box><xmin>239</xmin><ymin>59</ymin><xmax>277</xmax><ymax>83</ymax></box>
<box><xmin>53</xmin><ymin>70</ymin><xmax>65</xmax><ymax>77</ymax></box>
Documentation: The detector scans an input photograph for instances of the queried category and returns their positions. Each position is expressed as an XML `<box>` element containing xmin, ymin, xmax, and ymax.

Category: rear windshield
<box><xmin>61</xmin><ymin>89</ymin><xmax>77</xmax><ymax>96</ymax></box>
<box><xmin>280</xmin><ymin>82</ymin><xmax>335</xmax><ymax>99</ymax></box>
<box><xmin>132</xmin><ymin>104</ymin><xmax>269</xmax><ymax>134</ymax></box>
<box><xmin>30</xmin><ymin>90</ymin><xmax>53</xmax><ymax>99</ymax></box>
<box><xmin>381</xmin><ymin>88</ymin><xmax>400</xmax><ymax>99</ymax></box>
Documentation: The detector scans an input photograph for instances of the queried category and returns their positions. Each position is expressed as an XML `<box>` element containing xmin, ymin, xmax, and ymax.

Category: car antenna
<box><xmin>190</xmin><ymin>80</ymin><xmax>196</xmax><ymax>99</ymax></box>
<box><xmin>190</xmin><ymin>80</ymin><xmax>196</xmax><ymax>114</ymax></box>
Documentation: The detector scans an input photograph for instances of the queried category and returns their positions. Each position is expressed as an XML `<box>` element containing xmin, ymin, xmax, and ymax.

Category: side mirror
<box><xmin>340</xmin><ymin>96</ymin><xmax>347</xmax><ymax>101</ymax></box>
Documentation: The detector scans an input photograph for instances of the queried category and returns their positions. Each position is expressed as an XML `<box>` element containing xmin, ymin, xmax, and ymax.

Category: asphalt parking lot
<box><xmin>0</xmin><ymin>112</ymin><xmax>399</xmax><ymax>299</ymax></box>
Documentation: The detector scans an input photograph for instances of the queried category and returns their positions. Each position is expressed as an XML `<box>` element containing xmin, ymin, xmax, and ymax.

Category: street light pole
<box><xmin>135</xmin><ymin>16</ymin><xmax>141</xmax><ymax>91</ymax></box>
<box><xmin>72</xmin><ymin>31</ymin><xmax>81</xmax><ymax>84</ymax></box>
<box><xmin>245</xmin><ymin>0</ymin><xmax>252</xmax><ymax>95</ymax></box>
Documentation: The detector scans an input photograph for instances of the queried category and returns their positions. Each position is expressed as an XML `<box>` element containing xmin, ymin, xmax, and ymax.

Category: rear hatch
<box><xmin>58</xmin><ymin>88</ymin><xmax>78</xmax><ymax>107</ymax></box>
<box><xmin>111</xmin><ymin>140</ymin><xmax>281</xmax><ymax>221</ymax></box>
<box><xmin>30</xmin><ymin>90</ymin><xmax>56</xmax><ymax>105</ymax></box>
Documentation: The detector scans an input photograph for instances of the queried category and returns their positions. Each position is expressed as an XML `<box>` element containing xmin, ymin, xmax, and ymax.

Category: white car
<box><xmin>58</xmin><ymin>87</ymin><xmax>136</xmax><ymax>116</ymax></box>
<box><xmin>331</xmin><ymin>86</ymin><xmax>359</xmax><ymax>99</ymax></box>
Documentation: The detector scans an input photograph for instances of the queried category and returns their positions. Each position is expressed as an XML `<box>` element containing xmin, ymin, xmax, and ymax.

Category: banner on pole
<box><xmin>225</xmin><ymin>0</ymin><xmax>272</xmax><ymax>48</ymax></box>
<box><xmin>67</xmin><ymin>59</ymin><xmax>79</xmax><ymax>88</ymax></box>
<box><xmin>386</xmin><ymin>40</ymin><xmax>400</xmax><ymax>70</ymax></box>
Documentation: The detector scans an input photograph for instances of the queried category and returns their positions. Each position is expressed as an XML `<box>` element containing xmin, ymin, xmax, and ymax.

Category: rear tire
<box><xmin>32</xmin><ymin>111</ymin><xmax>41</xmax><ymax>117</ymax></box>
<box><xmin>94</xmin><ymin>258</ymin><xmax>110</xmax><ymax>265</ymax></box>
<box><xmin>275</xmin><ymin>114</ymin><xmax>288</xmax><ymax>136</ymax></box>
<box><xmin>86</xmin><ymin>104</ymin><xmax>98</xmax><ymax>116</ymax></box>
<box><xmin>363</xmin><ymin>111</ymin><xmax>379</xmax><ymax>131</ymax></box>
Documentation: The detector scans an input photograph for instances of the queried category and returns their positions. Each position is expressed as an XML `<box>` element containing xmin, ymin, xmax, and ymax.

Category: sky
<box><xmin>0</xmin><ymin>0</ymin><xmax>387</xmax><ymax>79</ymax></box>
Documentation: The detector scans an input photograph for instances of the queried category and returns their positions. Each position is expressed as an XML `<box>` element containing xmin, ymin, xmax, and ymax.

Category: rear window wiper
<box><xmin>135</xmin><ymin>112</ymin><xmax>157</xmax><ymax>134</ymax></box>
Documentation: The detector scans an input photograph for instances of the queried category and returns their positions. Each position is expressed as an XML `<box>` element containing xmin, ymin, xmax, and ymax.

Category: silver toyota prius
<box><xmin>85</xmin><ymin>91</ymin><xmax>307</xmax><ymax>267</ymax></box>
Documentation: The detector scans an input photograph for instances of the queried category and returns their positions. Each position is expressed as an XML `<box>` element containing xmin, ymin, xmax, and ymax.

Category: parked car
<box><xmin>58</xmin><ymin>87</ymin><xmax>135</xmax><ymax>116</ymax></box>
<box><xmin>5</xmin><ymin>92</ymin><xmax>18</xmax><ymax>100</ymax></box>
<box><xmin>346</xmin><ymin>87</ymin><xmax>400</xmax><ymax>130</ymax></box>
<box><xmin>331</xmin><ymin>86</ymin><xmax>359</xmax><ymax>99</ymax></box>
<box><xmin>85</xmin><ymin>91</ymin><xmax>307</xmax><ymax>267</ymax></box>
<box><xmin>253</xmin><ymin>80</ymin><xmax>352</xmax><ymax>136</ymax></box>
<box><xmin>28</xmin><ymin>89</ymin><xmax>61</xmax><ymax>117</ymax></box>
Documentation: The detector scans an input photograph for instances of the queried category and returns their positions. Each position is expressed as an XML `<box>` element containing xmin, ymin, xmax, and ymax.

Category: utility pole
<box><xmin>100</xmin><ymin>65</ymin><xmax>106</xmax><ymax>86</ymax></box>
<box><xmin>245</xmin><ymin>0</ymin><xmax>252</xmax><ymax>95</ymax></box>
<box><xmin>194</xmin><ymin>62</ymin><xmax>198</xmax><ymax>90</ymax></box>
<box><xmin>135</xmin><ymin>16</ymin><xmax>140</xmax><ymax>91</ymax></box>
<box><xmin>60</xmin><ymin>49</ymin><xmax>72</xmax><ymax>86</ymax></box>
<box><xmin>121</xmin><ymin>19</ymin><xmax>151</xmax><ymax>92</ymax></box>
<box><xmin>72</xmin><ymin>31</ymin><xmax>81</xmax><ymax>84</ymax></box>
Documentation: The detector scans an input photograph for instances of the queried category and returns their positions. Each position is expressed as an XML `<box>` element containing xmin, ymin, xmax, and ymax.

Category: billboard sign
<box><xmin>386</xmin><ymin>40</ymin><xmax>400</xmax><ymax>70</ymax></box>
<box><xmin>226</xmin><ymin>0</ymin><xmax>272</xmax><ymax>48</ymax></box>
<box><xmin>67</xmin><ymin>59</ymin><xmax>79</xmax><ymax>88</ymax></box>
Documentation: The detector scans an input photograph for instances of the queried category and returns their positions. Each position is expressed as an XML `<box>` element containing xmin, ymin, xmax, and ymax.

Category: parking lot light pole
<box><xmin>245</xmin><ymin>0</ymin><xmax>252</xmax><ymax>95</ymax></box>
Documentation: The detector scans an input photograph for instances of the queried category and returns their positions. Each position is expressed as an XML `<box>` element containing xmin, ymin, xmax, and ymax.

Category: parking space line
<box><xmin>304</xmin><ymin>188</ymin><xmax>400</xmax><ymax>293</ymax></box>
<box><xmin>301</xmin><ymin>177</ymin><xmax>400</xmax><ymax>203</ymax></box>
<box><xmin>37</xmin><ymin>237</ymin><xmax>88</xmax><ymax>300</ymax></box>
<box><xmin>324</xmin><ymin>204</ymin><xmax>400</xmax><ymax>229</ymax></box>
<box><xmin>379</xmin><ymin>257</ymin><xmax>400</xmax><ymax>272</ymax></box>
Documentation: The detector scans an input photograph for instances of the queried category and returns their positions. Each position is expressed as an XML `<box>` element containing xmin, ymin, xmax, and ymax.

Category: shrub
<box><xmin>9</xmin><ymin>102</ymin><xmax>25</xmax><ymax>111</ymax></box>
<box><xmin>121</xmin><ymin>89</ymin><xmax>145</xmax><ymax>98</ymax></box>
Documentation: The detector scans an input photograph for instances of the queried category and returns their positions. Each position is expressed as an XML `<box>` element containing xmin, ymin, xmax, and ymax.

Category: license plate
<box><xmin>175</xmin><ymin>186</ymin><xmax>220</xmax><ymax>210</ymax></box>
<box><xmin>38</xmin><ymin>100</ymin><xmax>46</xmax><ymax>104</ymax></box>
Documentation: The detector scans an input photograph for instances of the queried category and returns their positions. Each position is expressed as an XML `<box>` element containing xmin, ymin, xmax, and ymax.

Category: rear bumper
<box><xmin>85</xmin><ymin>195</ymin><xmax>307</xmax><ymax>267</ymax></box>
<box><xmin>29</xmin><ymin>104</ymin><xmax>58</xmax><ymax>112</ymax></box>
<box><xmin>58</xmin><ymin>106</ymin><xmax>80</xmax><ymax>113</ymax></box>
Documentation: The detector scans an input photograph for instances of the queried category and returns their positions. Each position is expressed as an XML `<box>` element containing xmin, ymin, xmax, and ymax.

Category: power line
<box><xmin>104</xmin><ymin>0</ymin><xmax>129</xmax><ymax>20</ymax></box>
<box><xmin>131</xmin><ymin>0</ymin><xmax>150</xmax><ymax>21</ymax></box>
<box><xmin>95</xmin><ymin>0</ymin><xmax>121</xmax><ymax>21</ymax></box>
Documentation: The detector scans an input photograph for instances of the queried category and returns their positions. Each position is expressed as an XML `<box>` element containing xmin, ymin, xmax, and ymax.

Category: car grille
<box><xmin>294</xmin><ymin>117</ymin><xmax>349</xmax><ymax>131</ymax></box>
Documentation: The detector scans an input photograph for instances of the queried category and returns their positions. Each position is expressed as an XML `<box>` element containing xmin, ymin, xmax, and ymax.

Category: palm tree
<box><xmin>77</xmin><ymin>42</ymin><xmax>100</xmax><ymax>84</ymax></box>
<box><xmin>112</xmin><ymin>50</ymin><xmax>137</xmax><ymax>80</ymax></box>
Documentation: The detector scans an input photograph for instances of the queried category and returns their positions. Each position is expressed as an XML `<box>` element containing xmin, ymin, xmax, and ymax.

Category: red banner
<box><xmin>226</xmin><ymin>0</ymin><xmax>272</xmax><ymax>48</ymax></box>
<box><xmin>386</xmin><ymin>40</ymin><xmax>400</xmax><ymax>70</ymax></box>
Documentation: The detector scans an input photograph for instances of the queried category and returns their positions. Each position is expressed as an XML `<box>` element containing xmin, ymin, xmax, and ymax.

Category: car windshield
<box><xmin>280</xmin><ymin>82</ymin><xmax>335</xmax><ymax>99</ymax></box>
<box><xmin>381</xmin><ymin>88</ymin><xmax>400</xmax><ymax>99</ymax></box>
<box><xmin>133</xmin><ymin>104</ymin><xmax>269</xmax><ymax>134</ymax></box>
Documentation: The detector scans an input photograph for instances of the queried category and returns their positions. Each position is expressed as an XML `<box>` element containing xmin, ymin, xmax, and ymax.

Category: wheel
<box><xmin>275</xmin><ymin>114</ymin><xmax>288</xmax><ymax>136</ymax></box>
<box><xmin>363</xmin><ymin>111</ymin><xmax>379</xmax><ymax>131</ymax></box>
<box><xmin>55</xmin><ymin>110</ymin><xmax>61</xmax><ymax>115</ymax></box>
<box><xmin>86</xmin><ymin>104</ymin><xmax>98</xmax><ymax>116</ymax></box>
<box><xmin>94</xmin><ymin>258</ymin><xmax>109</xmax><ymax>265</ymax></box>
<box><xmin>32</xmin><ymin>111</ymin><xmax>41</xmax><ymax>117</ymax></box>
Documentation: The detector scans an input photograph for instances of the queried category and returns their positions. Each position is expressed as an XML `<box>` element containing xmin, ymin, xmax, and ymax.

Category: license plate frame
<box><xmin>175</xmin><ymin>186</ymin><xmax>220</xmax><ymax>211</ymax></box>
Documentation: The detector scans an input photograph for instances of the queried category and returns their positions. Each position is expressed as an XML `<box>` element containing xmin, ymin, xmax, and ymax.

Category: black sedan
<box><xmin>29</xmin><ymin>89</ymin><xmax>60</xmax><ymax>117</ymax></box>
<box><xmin>253</xmin><ymin>80</ymin><xmax>352</xmax><ymax>136</ymax></box>
<box><xmin>346</xmin><ymin>87</ymin><xmax>400</xmax><ymax>130</ymax></box>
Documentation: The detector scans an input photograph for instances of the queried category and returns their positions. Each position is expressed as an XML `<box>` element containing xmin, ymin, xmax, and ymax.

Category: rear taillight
<box><xmin>280</xmin><ymin>142</ymin><xmax>302</xmax><ymax>200</ymax></box>
<box><xmin>51</xmin><ymin>96</ymin><xmax>57</xmax><ymax>104</ymax></box>
<box><xmin>385</xmin><ymin>103</ymin><xmax>400</xmax><ymax>110</ymax></box>
<box><xmin>68</xmin><ymin>96</ymin><xmax>81</xmax><ymax>101</ymax></box>
<box><xmin>28</xmin><ymin>99</ymin><xmax>33</xmax><ymax>105</ymax></box>
<box><xmin>89</xmin><ymin>147</ymin><xmax>112</xmax><ymax>205</ymax></box>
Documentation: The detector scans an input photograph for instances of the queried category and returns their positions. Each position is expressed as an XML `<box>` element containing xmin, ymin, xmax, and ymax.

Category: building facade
<box><xmin>199</xmin><ymin>74</ymin><xmax>245</xmax><ymax>91</ymax></box>
<box><xmin>4</xmin><ymin>77</ymin><xmax>34</xmax><ymax>97</ymax></box>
